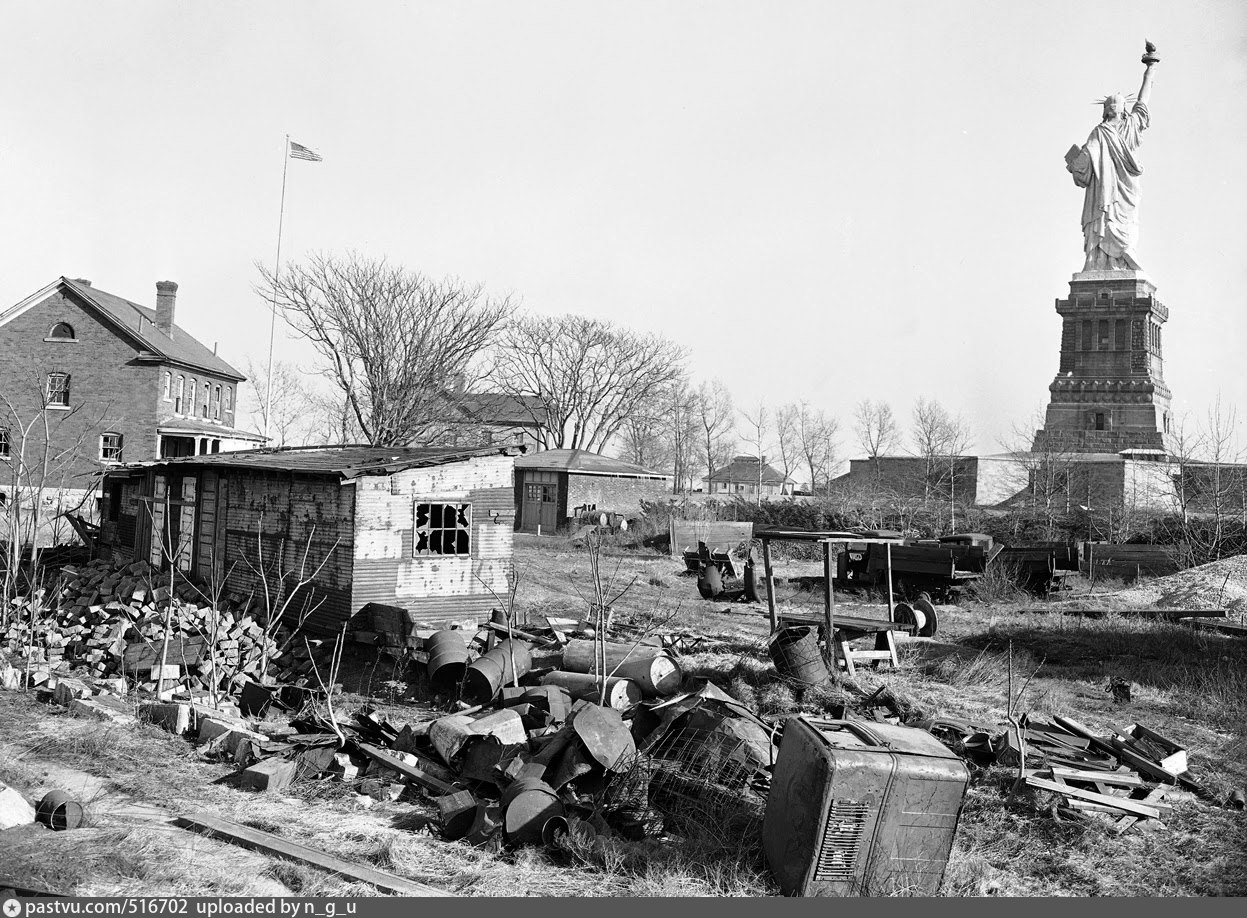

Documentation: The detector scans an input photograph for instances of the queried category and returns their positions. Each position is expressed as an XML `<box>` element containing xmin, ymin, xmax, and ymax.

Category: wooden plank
<box><xmin>355</xmin><ymin>742</ymin><xmax>456</xmax><ymax>795</ymax></box>
<box><xmin>762</xmin><ymin>538</ymin><xmax>777</xmax><ymax>633</ymax></box>
<box><xmin>174</xmin><ymin>813</ymin><xmax>445</xmax><ymax>896</ymax></box>
<box><xmin>1050</xmin><ymin>767</ymin><xmax>1144</xmax><ymax>787</ymax></box>
<box><xmin>1024</xmin><ymin>776</ymin><xmax>1161</xmax><ymax>818</ymax></box>
<box><xmin>123</xmin><ymin>635</ymin><xmax>209</xmax><ymax>670</ymax></box>
<box><xmin>1114</xmin><ymin>785</ymin><xmax>1171</xmax><ymax>835</ymax></box>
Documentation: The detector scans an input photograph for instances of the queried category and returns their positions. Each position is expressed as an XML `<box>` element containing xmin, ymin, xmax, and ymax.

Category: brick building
<box><xmin>1</xmin><ymin>276</ymin><xmax>262</xmax><ymax>542</ymax></box>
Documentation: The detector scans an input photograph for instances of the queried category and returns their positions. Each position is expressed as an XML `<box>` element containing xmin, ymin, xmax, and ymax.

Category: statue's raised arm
<box><xmin>1137</xmin><ymin>40</ymin><xmax>1159</xmax><ymax>108</ymax></box>
<box><xmin>1067</xmin><ymin>40</ymin><xmax>1160</xmax><ymax>272</ymax></box>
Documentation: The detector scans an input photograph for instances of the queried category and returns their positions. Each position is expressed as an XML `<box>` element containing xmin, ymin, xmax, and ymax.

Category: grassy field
<box><xmin>2</xmin><ymin>532</ymin><xmax>1245</xmax><ymax>896</ymax></box>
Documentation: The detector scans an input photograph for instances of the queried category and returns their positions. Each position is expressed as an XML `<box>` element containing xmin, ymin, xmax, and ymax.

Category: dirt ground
<box><xmin>2</xmin><ymin>532</ymin><xmax>1245</xmax><ymax>896</ymax></box>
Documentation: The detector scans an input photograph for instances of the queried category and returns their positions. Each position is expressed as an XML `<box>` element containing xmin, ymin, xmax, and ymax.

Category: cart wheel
<box><xmin>914</xmin><ymin>596</ymin><xmax>938</xmax><ymax>637</ymax></box>
<box><xmin>697</xmin><ymin>565</ymin><xmax>723</xmax><ymax>599</ymax></box>
<box><xmin>893</xmin><ymin>601</ymin><xmax>920</xmax><ymax>636</ymax></box>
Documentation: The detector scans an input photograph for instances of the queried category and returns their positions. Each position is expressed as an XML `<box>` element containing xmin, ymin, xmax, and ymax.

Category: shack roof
<box><xmin>515</xmin><ymin>448</ymin><xmax>669</xmax><ymax>480</ymax></box>
<box><xmin>106</xmin><ymin>444</ymin><xmax>525</xmax><ymax>480</ymax></box>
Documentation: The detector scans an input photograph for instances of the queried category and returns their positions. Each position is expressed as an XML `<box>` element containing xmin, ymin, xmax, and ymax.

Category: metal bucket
<box><xmin>463</xmin><ymin>639</ymin><xmax>533</xmax><ymax>704</ymax></box>
<box><xmin>768</xmin><ymin>625</ymin><xmax>830</xmax><ymax>686</ymax></box>
<box><xmin>425</xmin><ymin>630</ymin><xmax>469</xmax><ymax>691</ymax></box>
<box><xmin>501</xmin><ymin>777</ymin><xmax>564</xmax><ymax>846</ymax></box>
<box><xmin>35</xmin><ymin>790</ymin><xmax>84</xmax><ymax>831</ymax></box>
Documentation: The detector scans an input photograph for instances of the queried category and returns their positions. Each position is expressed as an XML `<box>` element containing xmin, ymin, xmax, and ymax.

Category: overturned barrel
<box><xmin>540</xmin><ymin>671</ymin><xmax>642</xmax><ymax>710</ymax></box>
<box><xmin>768</xmin><ymin>625</ymin><xmax>830</xmax><ymax>686</ymax></box>
<box><xmin>562</xmin><ymin>640</ymin><xmax>683</xmax><ymax>698</ymax></box>
<box><xmin>425</xmin><ymin>629</ymin><xmax>470</xmax><ymax>691</ymax></box>
<box><xmin>501</xmin><ymin>777</ymin><xmax>565</xmax><ymax>846</ymax></box>
<box><xmin>463</xmin><ymin>639</ymin><xmax>532</xmax><ymax>704</ymax></box>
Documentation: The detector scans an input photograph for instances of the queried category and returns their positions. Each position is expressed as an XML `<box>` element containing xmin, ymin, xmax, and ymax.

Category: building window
<box><xmin>414</xmin><ymin>502</ymin><xmax>472</xmax><ymax>556</ymax></box>
<box><xmin>163</xmin><ymin>372</ymin><xmax>172</xmax><ymax>401</ymax></box>
<box><xmin>1114</xmin><ymin>319</ymin><xmax>1127</xmax><ymax>350</ymax></box>
<box><xmin>100</xmin><ymin>432</ymin><xmax>124</xmax><ymax>463</ymax></box>
<box><xmin>0</xmin><ymin>428</ymin><xmax>9</xmax><ymax>459</ymax></box>
<box><xmin>1095</xmin><ymin>412</ymin><xmax>1106</xmax><ymax>431</ymax></box>
<box><xmin>213</xmin><ymin>385</ymin><xmax>222</xmax><ymax>420</ymax></box>
<box><xmin>1097</xmin><ymin>320</ymin><xmax>1109</xmax><ymax>349</ymax></box>
<box><xmin>46</xmin><ymin>373</ymin><xmax>70</xmax><ymax>407</ymax></box>
<box><xmin>1081</xmin><ymin>319</ymin><xmax>1092</xmax><ymax>350</ymax></box>
<box><xmin>188</xmin><ymin>378</ymin><xmax>197</xmax><ymax>415</ymax></box>
<box><xmin>224</xmin><ymin>387</ymin><xmax>233</xmax><ymax>413</ymax></box>
<box><xmin>202</xmin><ymin>383</ymin><xmax>210</xmax><ymax>418</ymax></box>
<box><xmin>48</xmin><ymin>322</ymin><xmax>76</xmax><ymax>340</ymax></box>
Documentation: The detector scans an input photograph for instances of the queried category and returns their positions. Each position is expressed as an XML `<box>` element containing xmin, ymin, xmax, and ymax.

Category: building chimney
<box><xmin>72</xmin><ymin>278</ymin><xmax>92</xmax><ymax>287</ymax></box>
<box><xmin>155</xmin><ymin>281</ymin><xmax>177</xmax><ymax>336</ymax></box>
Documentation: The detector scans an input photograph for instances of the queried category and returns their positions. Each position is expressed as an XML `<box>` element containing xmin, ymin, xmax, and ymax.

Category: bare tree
<box><xmin>257</xmin><ymin>251</ymin><xmax>515</xmax><ymax>446</ymax></box>
<box><xmin>910</xmin><ymin>397</ymin><xmax>974</xmax><ymax>530</ymax></box>
<box><xmin>775</xmin><ymin>404</ymin><xmax>800</xmax><ymax>491</ymax></box>
<box><xmin>241</xmin><ymin>358</ymin><xmax>317</xmax><ymax>447</ymax></box>
<box><xmin>616</xmin><ymin>391</ymin><xmax>673</xmax><ymax>474</ymax></box>
<box><xmin>666</xmin><ymin>381</ymin><xmax>700</xmax><ymax>494</ymax></box>
<box><xmin>854</xmin><ymin>399</ymin><xmax>899</xmax><ymax>460</ymax></box>
<box><xmin>739</xmin><ymin>401</ymin><xmax>771</xmax><ymax>504</ymax></box>
<box><xmin>493</xmin><ymin>314</ymin><xmax>687</xmax><ymax>453</ymax></box>
<box><xmin>792</xmin><ymin>402</ymin><xmax>839</xmax><ymax>495</ymax></box>
<box><xmin>696</xmin><ymin>379</ymin><xmax>736</xmax><ymax>491</ymax></box>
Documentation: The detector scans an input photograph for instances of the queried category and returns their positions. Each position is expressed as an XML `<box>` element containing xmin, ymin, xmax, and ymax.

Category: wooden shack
<box><xmin>94</xmin><ymin>445</ymin><xmax>522</xmax><ymax>633</ymax></box>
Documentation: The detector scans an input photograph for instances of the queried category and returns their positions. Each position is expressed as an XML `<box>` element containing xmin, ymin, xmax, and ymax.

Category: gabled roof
<box><xmin>515</xmin><ymin>448</ymin><xmax>669</xmax><ymax>479</ymax></box>
<box><xmin>705</xmin><ymin>455</ymin><xmax>793</xmax><ymax>485</ymax></box>
<box><xmin>450</xmin><ymin>392</ymin><xmax>545</xmax><ymax>428</ymax></box>
<box><xmin>0</xmin><ymin>277</ymin><xmax>245</xmax><ymax>381</ymax></box>
<box><xmin>104</xmin><ymin>444</ymin><xmax>524</xmax><ymax>480</ymax></box>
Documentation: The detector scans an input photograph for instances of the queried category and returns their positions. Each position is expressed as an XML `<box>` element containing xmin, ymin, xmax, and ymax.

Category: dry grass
<box><xmin>3</xmin><ymin>539</ymin><xmax>1246</xmax><ymax>897</ymax></box>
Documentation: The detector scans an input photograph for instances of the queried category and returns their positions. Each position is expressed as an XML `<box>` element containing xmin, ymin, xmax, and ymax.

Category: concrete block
<box><xmin>0</xmin><ymin>661</ymin><xmax>20</xmax><ymax>691</ymax></box>
<box><xmin>140</xmin><ymin>702</ymin><xmax>192</xmax><ymax>735</ymax></box>
<box><xmin>146</xmin><ymin>664</ymin><xmax>181</xmax><ymax>681</ymax></box>
<box><xmin>69</xmin><ymin>695</ymin><xmax>137</xmax><ymax>726</ymax></box>
<box><xmin>241</xmin><ymin>758</ymin><xmax>297</xmax><ymax>793</ymax></box>
<box><xmin>0</xmin><ymin>782</ymin><xmax>36</xmax><ymax>830</ymax></box>
<box><xmin>96</xmin><ymin>677</ymin><xmax>128</xmax><ymax>696</ymax></box>
<box><xmin>198</xmin><ymin>715</ymin><xmax>249</xmax><ymax>743</ymax></box>
<box><xmin>53</xmin><ymin>678</ymin><xmax>93</xmax><ymax>706</ymax></box>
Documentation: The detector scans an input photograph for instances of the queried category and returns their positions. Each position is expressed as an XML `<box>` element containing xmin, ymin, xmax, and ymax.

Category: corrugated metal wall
<box><xmin>351</xmin><ymin>455</ymin><xmax>515</xmax><ymax>628</ymax></box>
<box><xmin>220</xmin><ymin>471</ymin><xmax>356</xmax><ymax>634</ymax></box>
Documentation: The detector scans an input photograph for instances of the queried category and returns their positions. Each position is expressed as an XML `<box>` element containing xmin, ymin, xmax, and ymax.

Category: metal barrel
<box><xmin>35</xmin><ymin>790</ymin><xmax>84</xmax><ymax>831</ymax></box>
<box><xmin>463</xmin><ymin>639</ymin><xmax>533</xmax><ymax>704</ymax></box>
<box><xmin>424</xmin><ymin>630</ymin><xmax>469</xmax><ymax>691</ymax></box>
<box><xmin>501</xmin><ymin>777</ymin><xmax>564</xmax><ymax>846</ymax></box>
<box><xmin>768</xmin><ymin>625</ymin><xmax>830</xmax><ymax>686</ymax></box>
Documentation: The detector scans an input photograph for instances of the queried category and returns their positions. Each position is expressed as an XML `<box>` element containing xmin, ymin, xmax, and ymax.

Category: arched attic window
<box><xmin>47</xmin><ymin>322</ymin><xmax>76</xmax><ymax>340</ymax></box>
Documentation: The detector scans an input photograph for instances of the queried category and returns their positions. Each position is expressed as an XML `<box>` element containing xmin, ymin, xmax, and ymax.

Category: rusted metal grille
<box><xmin>813</xmin><ymin>801</ymin><xmax>870</xmax><ymax>881</ymax></box>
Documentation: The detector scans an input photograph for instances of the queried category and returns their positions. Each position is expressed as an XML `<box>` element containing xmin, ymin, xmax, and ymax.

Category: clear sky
<box><xmin>2</xmin><ymin>1</ymin><xmax>1245</xmax><ymax>457</ymax></box>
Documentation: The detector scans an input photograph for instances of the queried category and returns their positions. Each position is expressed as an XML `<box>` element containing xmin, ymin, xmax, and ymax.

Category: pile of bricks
<box><xmin>2</xmin><ymin>558</ymin><xmax>301</xmax><ymax>698</ymax></box>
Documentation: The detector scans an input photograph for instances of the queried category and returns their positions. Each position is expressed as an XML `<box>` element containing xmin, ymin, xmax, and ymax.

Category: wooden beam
<box><xmin>174</xmin><ymin>813</ymin><xmax>446</xmax><ymax>896</ymax></box>
<box><xmin>355</xmin><ymin>742</ymin><xmax>456</xmax><ymax>796</ymax></box>
<box><xmin>762</xmin><ymin>538</ymin><xmax>777</xmax><ymax>633</ymax></box>
<box><xmin>1024</xmin><ymin>776</ymin><xmax>1161</xmax><ymax>818</ymax></box>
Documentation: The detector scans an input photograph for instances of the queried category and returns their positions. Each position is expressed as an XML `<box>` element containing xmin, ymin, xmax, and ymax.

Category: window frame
<box><xmin>46</xmin><ymin>322</ymin><xmax>77</xmax><ymax>342</ymax></box>
<box><xmin>0</xmin><ymin>427</ymin><xmax>10</xmax><ymax>460</ymax></box>
<box><xmin>100</xmin><ymin>432</ymin><xmax>124</xmax><ymax>463</ymax></box>
<box><xmin>46</xmin><ymin>373</ymin><xmax>71</xmax><ymax>409</ymax></box>
<box><xmin>175</xmin><ymin>376</ymin><xmax>185</xmax><ymax>413</ymax></box>
<box><xmin>163</xmin><ymin>371</ymin><xmax>173</xmax><ymax>401</ymax></box>
<box><xmin>213</xmin><ymin>385</ymin><xmax>222</xmax><ymax>420</ymax></box>
<box><xmin>201</xmin><ymin>382</ymin><xmax>211</xmax><ymax>418</ymax></box>
<box><xmin>412</xmin><ymin>500</ymin><xmax>473</xmax><ymax>558</ymax></box>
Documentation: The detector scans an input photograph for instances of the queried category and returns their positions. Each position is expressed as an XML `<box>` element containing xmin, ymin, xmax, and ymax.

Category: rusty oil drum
<box><xmin>768</xmin><ymin>625</ymin><xmax>830</xmax><ymax>686</ymax></box>
<box><xmin>425</xmin><ymin>629</ymin><xmax>470</xmax><ymax>692</ymax></box>
<box><xmin>463</xmin><ymin>639</ymin><xmax>533</xmax><ymax>704</ymax></box>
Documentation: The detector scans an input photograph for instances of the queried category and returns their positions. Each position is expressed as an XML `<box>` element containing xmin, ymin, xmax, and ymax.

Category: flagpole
<box><xmin>264</xmin><ymin>133</ymin><xmax>290</xmax><ymax>444</ymax></box>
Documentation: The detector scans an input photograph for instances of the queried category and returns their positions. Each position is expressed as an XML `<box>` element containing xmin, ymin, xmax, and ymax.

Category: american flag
<box><xmin>289</xmin><ymin>141</ymin><xmax>323</xmax><ymax>162</ymax></box>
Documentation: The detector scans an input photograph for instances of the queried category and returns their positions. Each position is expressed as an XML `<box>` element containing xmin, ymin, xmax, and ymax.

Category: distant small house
<box><xmin>514</xmin><ymin>449</ymin><xmax>671</xmax><ymax>533</ymax></box>
<box><xmin>704</xmin><ymin>455</ymin><xmax>795</xmax><ymax>499</ymax></box>
<box><xmin>95</xmin><ymin>445</ymin><xmax>522</xmax><ymax>633</ymax></box>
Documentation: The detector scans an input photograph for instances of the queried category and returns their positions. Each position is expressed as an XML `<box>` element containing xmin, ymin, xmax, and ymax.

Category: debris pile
<box><xmin>928</xmin><ymin>713</ymin><xmax>1208</xmax><ymax>832</ymax></box>
<box><xmin>2</xmin><ymin>559</ymin><xmax>297</xmax><ymax>698</ymax></box>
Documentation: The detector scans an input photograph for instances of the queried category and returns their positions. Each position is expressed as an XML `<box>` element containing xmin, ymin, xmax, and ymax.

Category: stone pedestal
<box><xmin>1033</xmin><ymin>270</ymin><xmax>1174</xmax><ymax>454</ymax></box>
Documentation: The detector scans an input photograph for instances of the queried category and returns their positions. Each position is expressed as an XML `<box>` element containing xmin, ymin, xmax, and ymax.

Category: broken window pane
<box><xmin>413</xmin><ymin>501</ymin><xmax>472</xmax><ymax>557</ymax></box>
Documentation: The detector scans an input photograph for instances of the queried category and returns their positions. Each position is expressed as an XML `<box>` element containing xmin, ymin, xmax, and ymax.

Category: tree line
<box><xmin>251</xmin><ymin>252</ymin><xmax>976</xmax><ymax>494</ymax></box>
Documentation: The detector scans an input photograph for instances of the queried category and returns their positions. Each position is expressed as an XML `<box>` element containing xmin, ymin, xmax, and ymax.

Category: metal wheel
<box><xmin>913</xmin><ymin>596</ymin><xmax>938</xmax><ymax>637</ymax></box>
